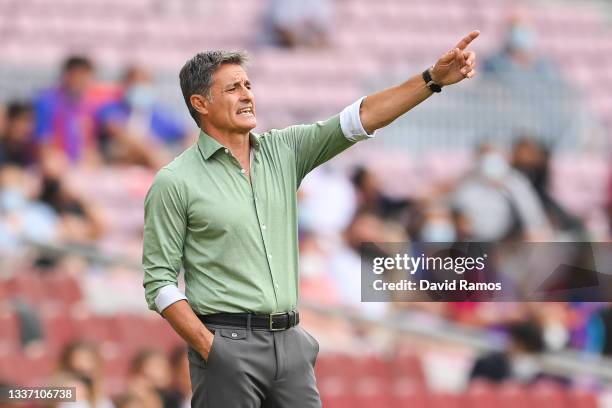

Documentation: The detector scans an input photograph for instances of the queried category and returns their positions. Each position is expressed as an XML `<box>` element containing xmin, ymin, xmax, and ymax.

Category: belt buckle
<box><xmin>269</xmin><ymin>312</ymin><xmax>286</xmax><ymax>331</ymax></box>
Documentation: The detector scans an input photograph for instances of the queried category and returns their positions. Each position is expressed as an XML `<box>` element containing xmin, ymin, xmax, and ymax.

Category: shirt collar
<box><xmin>197</xmin><ymin>130</ymin><xmax>260</xmax><ymax>160</ymax></box>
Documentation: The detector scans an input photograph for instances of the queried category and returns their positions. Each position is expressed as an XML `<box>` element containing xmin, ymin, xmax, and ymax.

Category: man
<box><xmin>143</xmin><ymin>30</ymin><xmax>479</xmax><ymax>407</ymax></box>
<box><xmin>452</xmin><ymin>144</ymin><xmax>551</xmax><ymax>241</ymax></box>
<box><xmin>34</xmin><ymin>56</ymin><xmax>99</xmax><ymax>165</ymax></box>
<box><xmin>97</xmin><ymin>66</ymin><xmax>190</xmax><ymax>169</ymax></box>
<box><xmin>0</xmin><ymin>101</ymin><xmax>36</xmax><ymax>167</ymax></box>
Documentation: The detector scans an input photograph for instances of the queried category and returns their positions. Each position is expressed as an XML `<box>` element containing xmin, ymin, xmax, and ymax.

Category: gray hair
<box><xmin>179</xmin><ymin>50</ymin><xmax>249</xmax><ymax>126</ymax></box>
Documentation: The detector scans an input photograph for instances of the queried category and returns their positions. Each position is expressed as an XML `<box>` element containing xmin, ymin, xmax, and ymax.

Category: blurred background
<box><xmin>0</xmin><ymin>0</ymin><xmax>611</xmax><ymax>406</ymax></box>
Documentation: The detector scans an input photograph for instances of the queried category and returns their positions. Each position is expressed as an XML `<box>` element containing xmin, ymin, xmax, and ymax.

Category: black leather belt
<box><xmin>198</xmin><ymin>311</ymin><xmax>299</xmax><ymax>331</ymax></box>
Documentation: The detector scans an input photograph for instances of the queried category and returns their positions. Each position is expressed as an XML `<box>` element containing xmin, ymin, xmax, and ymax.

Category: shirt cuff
<box><xmin>155</xmin><ymin>285</ymin><xmax>188</xmax><ymax>313</ymax></box>
<box><xmin>340</xmin><ymin>96</ymin><xmax>377</xmax><ymax>142</ymax></box>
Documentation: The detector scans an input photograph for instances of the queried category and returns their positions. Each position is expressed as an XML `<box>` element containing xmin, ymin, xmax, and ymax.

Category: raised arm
<box><xmin>360</xmin><ymin>30</ymin><xmax>480</xmax><ymax>134</ymax></box>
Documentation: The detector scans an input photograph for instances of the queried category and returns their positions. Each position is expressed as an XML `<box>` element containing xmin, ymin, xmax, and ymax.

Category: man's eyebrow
<box><xmin>224</xmin><ymin>79</ymin><xmax>250</xmax><ymax>89</ymax></box>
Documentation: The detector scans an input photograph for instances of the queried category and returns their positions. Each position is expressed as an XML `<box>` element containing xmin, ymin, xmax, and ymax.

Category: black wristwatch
<box><xmin>422</xmin><ymin>68</ymin><xmax>442</xmax><ymax>93</ymax></box>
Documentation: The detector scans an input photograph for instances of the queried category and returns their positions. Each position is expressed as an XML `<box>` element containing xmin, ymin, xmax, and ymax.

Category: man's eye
<box><xmin>227</xmin><ymin>87</ymin><xmax>236</xmax><ymax>92</ymax></box>
<box><xmin>246</xmin><ymin>84</ymin><xmax>252</xmax><ymax>89</ymax></box>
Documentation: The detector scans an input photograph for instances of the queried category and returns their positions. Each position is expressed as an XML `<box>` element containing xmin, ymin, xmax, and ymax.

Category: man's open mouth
<box><xmin>237</xmin><ymin>107</ymin><xmax>254</xmax><ymax>116</ymax></box>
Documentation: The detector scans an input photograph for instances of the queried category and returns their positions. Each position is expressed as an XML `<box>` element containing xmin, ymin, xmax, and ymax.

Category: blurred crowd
<box><xmin>1</xmin><ymin>341</ymin><xmax>190</xmax><ymax>408</ymax></box>
<box><xmin>0</xmin><ymin>56</ymin><xmax>194</xmax><ymax>254</ymax></box>
<box><xmin>0</xmin><ymin>3</ymin><xmax>611</xmax><ymax>405</ymax></box>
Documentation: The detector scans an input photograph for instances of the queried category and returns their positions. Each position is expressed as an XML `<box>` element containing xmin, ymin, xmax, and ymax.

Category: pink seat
<box><xmin>429</xmin><ymin>391</ymin><xmax>465</xmax><ymax>408</ymax></box>
<box><xmin>0</xmin><ymin>309</ymin><xmax>19</xmax><ymax>349</ymax></box>
<box><xmin>568</xmin><ymin>389</ymin><xmax>598</xmax><ymax>408</ymax></box>
<box><xmin>530</xmin><ymin>382</ymin><xmax>569</xmax><ymax>407</ymax></box>
<box><xmin>466</xmin><ymin>381</ymin><xmax>498</xmax><ymax>408</ymax></box>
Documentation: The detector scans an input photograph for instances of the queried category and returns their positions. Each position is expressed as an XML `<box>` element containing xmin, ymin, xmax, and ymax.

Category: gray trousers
<box><xmin>188</xmin><ymin>323</ymin><xmax>321</xmax><ymax>408</ymax></box>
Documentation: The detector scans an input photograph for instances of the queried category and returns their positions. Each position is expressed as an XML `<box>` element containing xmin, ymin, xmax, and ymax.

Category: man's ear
<box><xmin>190</xmin><ymin>94</ymin><xmax>209</xmax><ymax>117</ymax></box>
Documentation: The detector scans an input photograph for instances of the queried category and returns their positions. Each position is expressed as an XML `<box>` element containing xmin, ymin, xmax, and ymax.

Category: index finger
<box><xmin>455</xmin><ymin>30</ymin><xmax>480</xmax><ymax>50</ymax></box>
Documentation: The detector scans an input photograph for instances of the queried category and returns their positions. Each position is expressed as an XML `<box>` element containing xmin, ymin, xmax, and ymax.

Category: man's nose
<box><xmin>239</xmin><ymin>86</ymin><xmax>253</xmax><ymax>101</ymax></box>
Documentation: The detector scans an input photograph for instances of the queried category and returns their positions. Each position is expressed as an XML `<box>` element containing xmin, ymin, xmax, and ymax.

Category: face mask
<box><xmin>125</xmin><ymin>84</ymin><xmax>156</xmax><ymax>110</ymax></box>
<box><xmin>480</xmin><ymin>153</ymin><xmax>509</xmax><ymax>181</ymax></box>
<box><xmin>508</xmin><ymin>26</ymin><xmax>535</xmax><ymax>52</ymax></box>
<box><xmin>421</xmin><ymin>220</ymin><xmax>456</xmax><ymax>242</ymax></box>
<box><xmin>0</xmin><ymin>189</ymin><xmax>27</xmax><ymax>212</ymax></box>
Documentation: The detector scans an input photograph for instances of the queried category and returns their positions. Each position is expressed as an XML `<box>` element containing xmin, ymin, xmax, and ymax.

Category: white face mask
<box><xmin>480</xmin><ymin>153</ymin><xmax>509</xmax><ymax>181</ymax></box>
<box><xmin>126</xmin><ymin>84</ymin><xmax>156</xmax><ymax>110</ymax></box>
<box><xmin>0</xmin><ymin>189</ymin><xmax>27</xmax><ymax>212</ymax></box>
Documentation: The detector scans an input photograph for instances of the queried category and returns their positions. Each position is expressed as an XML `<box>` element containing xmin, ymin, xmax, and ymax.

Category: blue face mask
<box><xmin>125</xmin><ymin>84</ymin><xmax>156</xmax><ymax>110</ymax></box>
<box><xmin>421</xmin><ymin>220</ymin><xmax>457</xmax><ymax>242</ymax></box>
<box><xmin>508</xmin><ymin>26</ymin><xmax>535</xmax><ymax>52</ymax></box>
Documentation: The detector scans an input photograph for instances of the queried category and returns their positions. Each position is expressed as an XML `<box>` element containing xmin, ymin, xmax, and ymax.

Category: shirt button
<box><xmin>224</xmin><ymin>148</ymin><xmax>229</xmax><ymax>153</ymax></box>
<box><xmin>240</xmin><ymin>169</ymin><xmax>246</xmax><ymax>174</ymax></box>
<box><xmin>231</xmin><ymin>332</ymin><xmax>238</xmax><ymax>338</ymax></box>
<box><xmin>261</xmin><ymin>224</ymin><xmax>266</xmax><ymax>230</ymax></box>
<box><xmin>268</xmin><ymin>254</ymin><xmax>272</xmax><ymax>259</ymax></box>
<box><xmin>275</xmin><ymin>283</ymin><xmax>279</xmax><ymax>289</ymax></box>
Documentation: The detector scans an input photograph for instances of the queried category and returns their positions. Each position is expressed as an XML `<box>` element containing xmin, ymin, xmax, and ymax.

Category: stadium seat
<box><xmin>428</xmin><ymin>391</ymin><xmax>465</xmax><ymax>408</ymax></box>
<box><xmin>498</xmin><ymin>383</ymin><xmax>532</xmax><ymax>407</ymax></box>
<box><xmin>41</xmin><ymin>311</ymin><xmax>77</xmax><ymax>352</ymax></box>
<box><xmin>530</xmin><ymin>382</ymin><xmax>569</xmax><ymax>407</ymax></box>
<box><xmin>568</xmin><ymin>389</ymin><xmax>599</xmax><ymax>408</ymax></box>
<box><xmin>465</xmin><ymin>380</ymin><xmax>498</xmax><ymax>408</ymax></box>
<box><xmin>390</xmin><ymin>378</ymin><xmax>428</xmax><ymax>408</ymax></box>
<box><xmin>0</xmin><ymin>307</ymin><xmax>20</xmax><ymax>351</ymax></box>
<box><xmin>72</xmin><ymin>314</ymin><xmax>119</xmax><ymax>344</ymax></box>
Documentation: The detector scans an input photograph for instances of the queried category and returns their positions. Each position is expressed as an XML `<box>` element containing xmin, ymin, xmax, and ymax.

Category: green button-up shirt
<box><xmin>143</xmin><ymin>115</ymin><xmax>354</xmax><ymax>315</ymax></box>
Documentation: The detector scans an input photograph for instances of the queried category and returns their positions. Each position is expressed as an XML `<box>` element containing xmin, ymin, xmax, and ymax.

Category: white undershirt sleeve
<box><xmin>155</xmin><ymin>284</ymin><xmax>188</xmax><ymax>313</ymax></box>
<box><xmin>339</xmin><ymin>96</ymin><xmax>377</xmax><ymax>142</ymax></box>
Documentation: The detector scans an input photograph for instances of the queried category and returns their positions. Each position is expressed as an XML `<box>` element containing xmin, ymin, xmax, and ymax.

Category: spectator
<box><xmin>482</xmin><ymin>14</ymin><xmax>559</xmax><ymax>83</ymax></box>
<box><xmin>0</xmin><ymin>101</ymin><xmax>36</xmax><ymax>167</ymax></box>
<box><xmin>298</xmin><ymin>166</ymin><xmax>356</xmax><ymax>237</ymax></box>
<box><xmin>127</xmin><ymin>349</ymin><xmax>172</xmax><ymax>408</ymax></box>
<box><xmin>0</xmin><ymin>164</ymin><xmax>58</xmax><ymax>250</ymax></box>
<box><xmin>511</xmin><ymin>138</ymin><xmax>584</xmax><ymax>238</ymax></box>
<box><xmin>298</xmin><ymin>229</ymin><xmax>342</xmax><ymax>306</ymax></box>
<box><xmin>57</xmin><ymin>341</ymin><xmax>114</xmax><ymax>408</ymax></box>
<box><xmin>262</xmin><ymin>0</ymin><xmax>332</xmax><ymax>48</ymax></box>
<box><xmin>51</xmin><ymin>371</ymin><xmax>96</xmax><ymax>408</ymax></box>
<box><xmin>452</xmin><ymin>144</ymin><xmax>552</xmax><ymax>241</ymax></box>
<box><xmin>37</xmin><ymin>149</ymin><xmax>104</xmax><ymax>243</ymax></box>
<box><xmin>470</xmin><ymin>319</ymin><xmax>545</xmax><ymax>384</ymax></box>
<box><xmin>34</xmin><ymin>56</ymin><xmax>100</xmax><ymax>166</ymax></box>
<box><xmin>328</xmin><ymin>209</ymin><xmax>395</xmax><ymax>318</ymax></box>
<box><xmin>114</xmin><ymin>393</ymin><xmax>145</xmax><ymax>408</ymax></box>
<box><xmin>166</xmin><ymin>346</ymin><xmax>191</xmax><ymax>408</ymax></box>
<box><xmin>585</xmin><ymin>304</ymin><xmax>612</xmax><ymax>356</ymax></box>
<box><xmin>97</xmin><ymin>67</ymin><xmax>189</xmax><ymax>169</ymax></box>
<box><xmin>351</xmin><ymin>165</ymin><xmax>412</xmax><ymax>221</ymax></box>
<box><xmin>416</xmin><ymin>200</ymin><xmax>457</xmax><ymax>242</ymax></box>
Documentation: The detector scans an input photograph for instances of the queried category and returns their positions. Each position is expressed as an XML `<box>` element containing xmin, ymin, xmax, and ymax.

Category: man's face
<box><xmin>62</xmin><ymin>67</ymin><xmax>93</xmax><ymax>97</ymax></box>
<box><xmin>7</xmin><ymin>112</ymin><xmax>34</xmax><ymax>141</ymax></box>
<box><xmin>203</xmin><ymin>64</ymin><xmax>256</xmax><ymax>133</ymax></box>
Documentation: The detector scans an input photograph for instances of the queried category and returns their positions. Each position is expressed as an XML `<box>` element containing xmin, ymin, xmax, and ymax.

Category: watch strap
<box><xmin>422</xmin><ymin>68</ymin><xmax>442</xmax><ymax>93</ymax></box>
